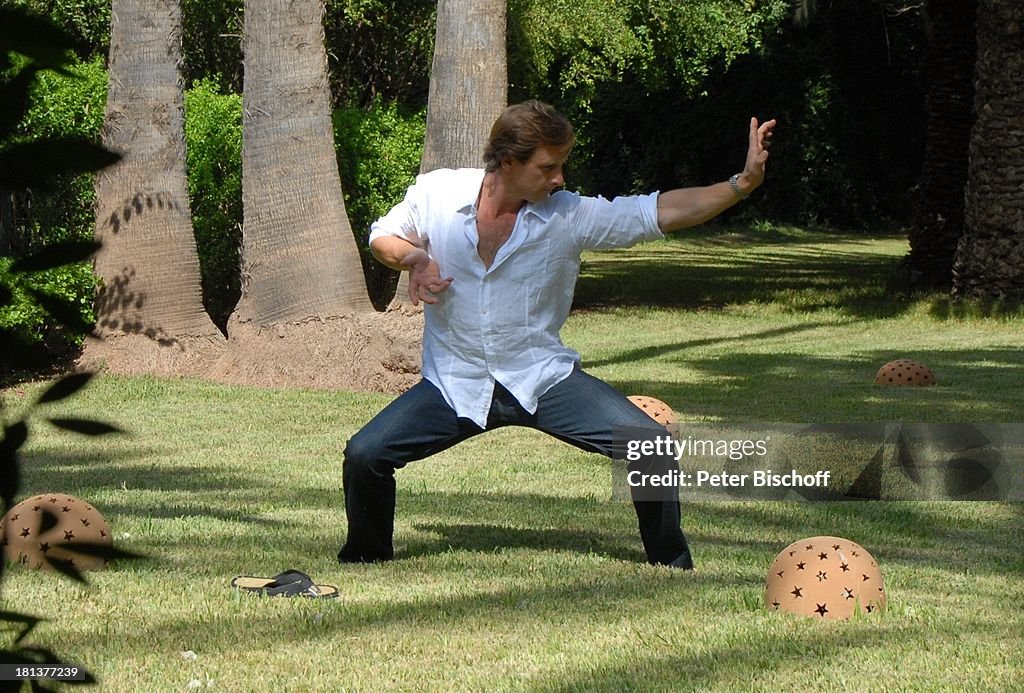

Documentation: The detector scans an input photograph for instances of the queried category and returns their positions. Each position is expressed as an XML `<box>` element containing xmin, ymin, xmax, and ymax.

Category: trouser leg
<box><xmin>338</xmin><ymin>379</ymin><xmax>481</xmax><ymax>563</ymax></box>
<box><xmin>532</xmin><ymin>369</ymin><xmax>693</xmax><ymax>567</ymax></box>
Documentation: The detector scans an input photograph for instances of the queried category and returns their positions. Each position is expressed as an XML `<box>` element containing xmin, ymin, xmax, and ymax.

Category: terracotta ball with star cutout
<box><xmin>627</xmin><ymin>396</ymin><xmax>678</xmax><ymax>428</ymax></box>
<box><xmin>764</xmin><ymin>536</ymin><xmax>886</xmax><ymax>619</ymax></box>
<box><xmin>1</xmin><ymin>494</ymin><xmax>112</xmax><ymax>571</ymax></box>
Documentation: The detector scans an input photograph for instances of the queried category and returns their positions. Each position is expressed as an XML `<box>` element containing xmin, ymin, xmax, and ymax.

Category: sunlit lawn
<box><xmin>3</xmin><ymin>226</ymin><xmax>1022</xmax><ymax>691</ymax></box>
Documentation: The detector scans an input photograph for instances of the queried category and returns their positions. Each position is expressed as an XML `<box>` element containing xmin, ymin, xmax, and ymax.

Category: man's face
<box><xmin>504</xmin><ymin>143</ymin><xmax>571</xmax><ymax>203</ymax></box>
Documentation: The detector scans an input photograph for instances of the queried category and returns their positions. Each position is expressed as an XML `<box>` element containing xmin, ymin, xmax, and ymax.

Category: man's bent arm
<box><xmin>370</xmin><ymin>235</ymin><xmax>452</xmax><ymax>306</ymax></box>
<box><xmin>370</xmin><ymin>235</ymin><xmax>424</xmax><ymax>271</ymax></box>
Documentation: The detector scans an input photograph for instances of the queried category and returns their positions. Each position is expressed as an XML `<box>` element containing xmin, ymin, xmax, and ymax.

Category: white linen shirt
<box><xmin>369</xmin><ymin>168</ymin><xmax>664</xmax><ymax>427</ymax></box>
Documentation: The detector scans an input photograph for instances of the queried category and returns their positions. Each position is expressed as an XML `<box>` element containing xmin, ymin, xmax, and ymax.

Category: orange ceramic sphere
<box><xmin>875</xmin><ymin>359</ymin><xmax>936</xmax><ymax>386</ymax></box>
<box><xmin>2</xmin><ymin>494</ymin><xmax>112</xmax><ymax>571</ymax></box>
<box><xmin>765</xmin><ymin>536</ymin><xmax>886</xmax><ymax>619</ymax></box>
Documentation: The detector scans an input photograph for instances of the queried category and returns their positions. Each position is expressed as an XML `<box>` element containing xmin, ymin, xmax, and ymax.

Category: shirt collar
<box><xmin>456</xmin><ymin>173</ymin><xmax>557</xmax><ymax>223</ymax></box>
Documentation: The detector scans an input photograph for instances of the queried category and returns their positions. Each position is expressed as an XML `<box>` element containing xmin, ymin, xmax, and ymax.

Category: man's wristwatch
<box><xmin>729</xmin><ymin>173</ymin><xmax>750</xmax><ymax>200</ymax></box>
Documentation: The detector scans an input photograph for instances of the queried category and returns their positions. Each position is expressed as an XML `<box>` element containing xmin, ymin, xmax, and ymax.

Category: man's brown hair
<box><xmin>483</xmin><ymin>100</ymin><xmax>574</xmax><ymax>172</ymax></box>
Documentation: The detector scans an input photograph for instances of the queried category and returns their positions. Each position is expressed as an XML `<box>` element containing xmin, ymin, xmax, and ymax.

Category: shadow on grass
<box><xmin>12</xmin><ymin>453</ymin><xmax>1020</xmax><ymax>687</ymax></box>
<box><xmin>574</xmin><ymin>233</ymin><xmax>908</xmax><ymax>317</ymax></box>
<box><xmin>584</xmin><ymin>320</ymin><xmax>860</xmax><ymax>370</ymax></box>
<box><xmin>397</xmin><ymin>492</ymin><xmax>1021</xmax><ymax>580</ymax></box>
<box><xmin>606</xmin><ymin>347</ymin><xmax>1024</xmax><ymax>422</ymax></box>
<box><xmin>18</xmin><ymin>449</ymin><xmax>330</xmax><ymax>529</ymax></box>
<box><xmin>58</xmin><ymin>561</ymin><xmax>1016</xmax><ymax>692</ymax></box>
<box><xmin>528</xmin><ymin>623</ymin><xmax>927</xmax><ymax>692</ymax></box>
<box><xmin>42</xmin><ymin>539</ymin><xmax>952</xmax><ymax>689</ymax></box>
<box><xmin>403</xmin><ymin>522</ymin><xmax>644</xmax><ymax>564</ymax></box>
<box><xmin>42</xmin><ymin>499</ymin><xmax>1020</xmax><ymax>692</ymax></box>
<box><xmin>16</xmin><ymin>438</ymin><xmax>1024</xmax><ymax>580</ymax></box>
<box><xmin>688</xmin><ymin>501</ymin><xmax>1024</xmax><ymax>574</ymax></box>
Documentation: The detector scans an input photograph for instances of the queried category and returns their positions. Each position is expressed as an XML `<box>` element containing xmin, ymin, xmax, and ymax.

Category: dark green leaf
<box><xmin>55</xmin><ymin>542</ymin><xmax>146</xmax><ymax>562</ymax></box>
<box><xmin>47</xmin><ymin>418</ymin><xmax>122</xmax><ymax>436</ymax></box>
<box><xmin>43</xmin><ymin>554</ymin><xmax>87</xmax><ymax>584</ymax></box>
<box><xmin>0</xmin><ymin>139</ymin><xmax>120</xmax><ymax>190</ymax></box>
<box><xmin>0</xmin><ymin>464</ymin><xmax>19</xmax><ymax>510</ymax></box>
<box><xmin>0</xmin><ymin>66</ymin><xmax>39</xmax><ymax>140</ymax></box>
<box><xmin>36</xmin><ymin>372</ymin><xmax>93</xmax><ymax>404</ymax></box>
<box><xmin>24</xmin><ymin>288</ymin><xmax>94</xmax><ymax>335</ymax></box>
<box><xmin>0</xmin><ymin>422</ymin><xmax>24</xmax><ymax>505</ymax></box>
<box><xmin>39</xmin><ymin>508</ymin><xmax>57</xmax><ymax>534</ymax></box>
<box><xmin>1</xmin><ymin>421</ymin><xmax>29</xmax><ymax>454</ymax></box>
<box><xmin>0</xmin><ymin>283</ymin><xmax>13</xmax><ymax>307</ymax></box>
<box><xmin>0</xmin><ymin>7</ymin><xmax>84</xmax><ymax>71</ymax></box>
<box><xmin>10</xmin><ymin>240</ymin><xmax>101</xmax><ymax>274</ymax></box>
<box><xmin>0</xmin><ymin>609</ymin><xmax>44</xmax><ymax>644</ymax></box>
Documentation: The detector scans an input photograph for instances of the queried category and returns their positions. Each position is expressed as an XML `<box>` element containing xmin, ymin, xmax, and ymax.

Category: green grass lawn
<box><xmin>3</xmin><ymin>226</ymin><xmax>1023</xmax><ymax>691</ymax></box>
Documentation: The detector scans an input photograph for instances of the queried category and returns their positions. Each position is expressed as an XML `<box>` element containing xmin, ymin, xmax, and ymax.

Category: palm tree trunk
<box><xmin>903</xmin><ymin>0</ymin><xmax>977</xmax><ymax>289</ymax></box>
<box><xmin>233</xmin><ymin>0</ymin><xmax>372</xmax><ymax>325</ymax></box>
<box><xmin>392</xmin><ymin>0</ymin><xmax>507</xmax><ymax>308</ymax></box>
<box><xmin>953</xmin><ymin>0</ymin><xmax>1024</xmax><ymax>300</ymax></box>
<box><xmin>421</xmin><ymin>0</ymin><xmax>507</xmax><ymax>173</ymax></box>
<box><xmin>92</xmin><ymin>0</ymin><xmax>221</xmax><ymax>340</ymax></box>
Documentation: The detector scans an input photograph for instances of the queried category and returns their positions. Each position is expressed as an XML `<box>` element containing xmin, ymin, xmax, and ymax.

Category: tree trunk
<box><xmin>392</xmin><ymin>0</ymin><xmax>507</xmax><ymax>308</ymax></box>
<box><xmin>953</xmin><ymin>0</ymin><xmax>1024</xmax><ymax>300</ymax></box>
<box><xmin>902</xmin><ymin>0</ymin><xmax>977</xmax><ymax>289</ymax></box>
<box><xmin>233</xmin><ymin>0</ymin><xmax>372</xmax><ymax>325</ymax></box>
<box><xmin>92</xmin><ymin>0</ymin><xmax>221</xmax><ymax>342</ymax></box>
<box><xmin>421</xmin><ymin>0</ymin><xmax>507</xmax><ymax>173</ymax></box>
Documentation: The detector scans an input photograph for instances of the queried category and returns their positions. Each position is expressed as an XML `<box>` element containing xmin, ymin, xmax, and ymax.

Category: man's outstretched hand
<box><xmin>403</xmin><ymin>248</ymin><xmax>453</xmax><ymax>306</ymax></box>
<box><xmin>740</xmin><ymin>117</ymin><xmax>776</xmax><ymax>192</ymax></box>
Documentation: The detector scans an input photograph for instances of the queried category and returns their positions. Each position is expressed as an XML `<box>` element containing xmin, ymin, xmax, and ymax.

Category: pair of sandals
<box><xmin>231</xmin><ymin>569</ymin><xmax>339</xmax><ymax>599</ymax></box>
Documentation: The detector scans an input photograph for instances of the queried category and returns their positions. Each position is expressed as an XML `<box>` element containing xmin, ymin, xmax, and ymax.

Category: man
<box><xmin>339</xmin><ymin>100</ymin><xmax>775</xmax><ymax>568</ymax></box>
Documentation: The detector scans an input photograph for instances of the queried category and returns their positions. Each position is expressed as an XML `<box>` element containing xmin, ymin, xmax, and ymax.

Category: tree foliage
<box><xmin>1</xmin><ymin>0</ymin><xmax>110</xmax><ymax>59</ymax></box>
<box><xmin>175</xmin><ymin>0</ymin><xmax>437</xmax><ymax>105</ymax></box>
<box><xmin>325</xmin><ymin>0</ymin><xmax>436</xmax><ymax>107</ymax></box>
<box><xmin>1</xmin><ymin>8</ymin><xmax>141</xmax><ymax>684</ymax></box>
<box><xmin>184</xmin><ymin>79</ymin><xmax>243</xmax><ymax>330</ymax></box>
<box><xmin>2</xmin><ymin>0</ymin><xmax>946</xmax><ymax>356</ymax></box>
<box><xmin>522</xmin><ymin>0</ymin><xmax>927</xmax><ymax>228</ymax></box>
<box><xmin>509</xmin><ymin>0</ymin><xmax>790</xmax><ymax>106</ymax></box>
<box><xmin>333</xmin><ymin>100</ymin><xmax>424</xmax><ymax>305</ymax></box>
<box><xmin>1</xmin><ymin>28</ymin><xmax>107</xmax><ymax>355</ymax></box>
<box><xmin>182</xmin><ymin>0</ymin><xmax>244</xmax><ymax>93</ymax></box>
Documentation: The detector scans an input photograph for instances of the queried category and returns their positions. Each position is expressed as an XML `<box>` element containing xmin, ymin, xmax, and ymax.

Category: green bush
<box><xmin>184</xmin><ymin>78</ymin><xmax>242</xmax><ymax>331</ymax></box>
<box><xmin>0</xmin><ymin>256</ymin><xmax>97</xmax><ymax>353</ymax></box>
<box><xmin>333</xmin><ymin>100</ymin><xmax>425</xmax><ymax>306</ymax></box>
<box><xmin>0</xmin><ymin>54</ymin><xmax>105</xmax><ymax>355</ymax></box>
<box><xmin>2</xmin><ymin>0</ymin><xmax>110</xmax><ymax>58</ymax></box>
<box><xmin>19</xmin><ymin>54</ymin><xmax>107</xmax><ymax>140</ymax></box>
<box><xmin>180</xmin><ymin>89</ymin><xmax>427</xmax><ymax>321</ymax></box>
<box><xmin>508</xmin><ymin>0</ymin><xmax>925</xmax><ymax>229</ymax></box>
<box><xmin>9</xmin><ymin>55</ymin><xmax>107</xmax><ymax>251</ymax></box>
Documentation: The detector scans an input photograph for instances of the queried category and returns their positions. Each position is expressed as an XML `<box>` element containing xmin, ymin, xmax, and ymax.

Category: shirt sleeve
<box><xmin>572</xmin><ymin>191</ymin><xmax>664</xmax><ymax>250</ymax></box>
<box><xmin>368</xmin><ymin>179</ymin><xmax>426</xmax><ymax>247</ymax></box>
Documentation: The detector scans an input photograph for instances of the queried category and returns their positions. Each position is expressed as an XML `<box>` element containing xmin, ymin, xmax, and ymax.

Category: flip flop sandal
<box><xmin>231</xmin><ymin>570</ymin><xmax>339</xmax><ymax>599</ymax></box>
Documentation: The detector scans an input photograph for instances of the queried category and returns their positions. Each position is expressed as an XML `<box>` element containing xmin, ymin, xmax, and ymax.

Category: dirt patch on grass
<box><xmin>78</xmin><ymin>309</ymin><xmax>423</xmax><ymax>394</ymax></box>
